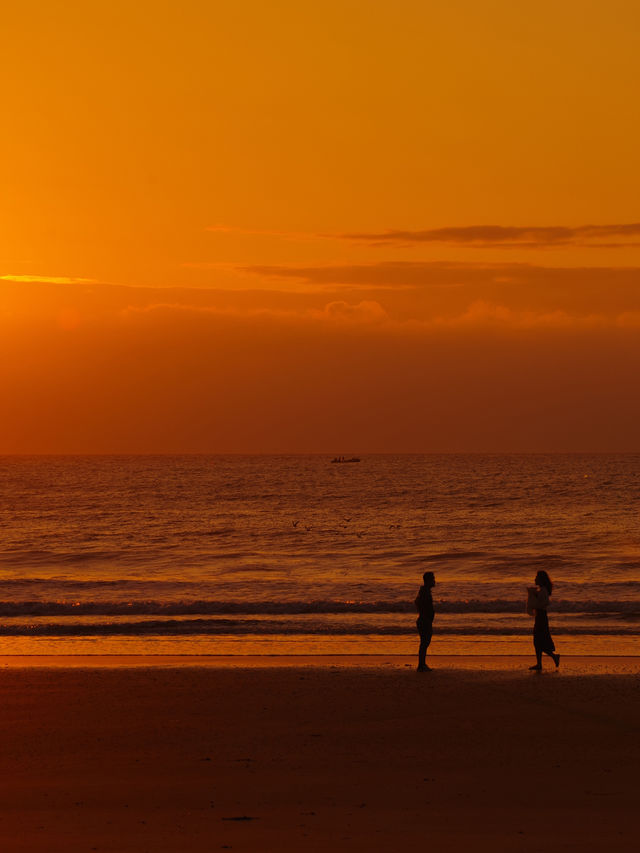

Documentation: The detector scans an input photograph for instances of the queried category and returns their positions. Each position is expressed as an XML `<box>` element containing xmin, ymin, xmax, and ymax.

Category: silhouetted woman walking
<box><xmin>527</xmin><ymin>570</ymin><xmax>560</xmax><ymax>671</ymax></box>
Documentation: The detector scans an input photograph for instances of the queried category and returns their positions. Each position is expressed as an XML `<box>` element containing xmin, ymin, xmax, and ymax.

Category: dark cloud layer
<box><xmin>338</xmin><ymin>224</ymin><xmax>640</xmax><ymax>247</ymax></box>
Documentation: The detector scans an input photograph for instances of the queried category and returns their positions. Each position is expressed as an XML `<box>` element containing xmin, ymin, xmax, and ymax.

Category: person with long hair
<box><xmin>527</xmin><ymin>570</ymin><xmax>560</xmax><ymax>671</ymax></box>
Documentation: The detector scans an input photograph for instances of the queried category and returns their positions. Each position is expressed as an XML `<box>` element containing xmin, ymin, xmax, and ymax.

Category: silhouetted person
<box><xmin>527</xmin><ymin>570</ymin><xmax>560</xmax><ymax>671</ymax></box>
<box><xmin>415</xmin><ymin>571</ymin><xmax>435</xmax><ymax>672</ymax></box>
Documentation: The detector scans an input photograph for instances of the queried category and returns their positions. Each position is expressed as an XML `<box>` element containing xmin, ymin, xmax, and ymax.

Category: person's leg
<box><xmin>417</xmin><ymin>620</ymin><xmax>432</xmax><ymax>671</ymax></box>
<box><xmin>543</xmin><ymin>647</ymin><xmax>560</xmax><ymax>667</ymax></box>
<box><xmin>530</xmin><ymin>645</ymin><xmax>543</xmax><ymax>670</ymax></box>
<box><xmin>417</xmin><ymin>618</ymin><xmax>425</xmax><ymax>669</ymax></box>
<box><xmin>418</xmin><ymin>634</ymin><xmax>428</xmax><ymax>669</ymax></box>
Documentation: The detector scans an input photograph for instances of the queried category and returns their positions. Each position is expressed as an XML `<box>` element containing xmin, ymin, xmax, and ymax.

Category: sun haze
<box><xmin>2</xmin><ymin>0</ymin><xmax>640</xmax><ymax>453</ymax></box>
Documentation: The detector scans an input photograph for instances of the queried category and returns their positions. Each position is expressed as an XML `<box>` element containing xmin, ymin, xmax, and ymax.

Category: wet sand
<box><xmin>1</xmin><ymin>658</ymin><xmax>639</xmax><ymax>851</ymax></box>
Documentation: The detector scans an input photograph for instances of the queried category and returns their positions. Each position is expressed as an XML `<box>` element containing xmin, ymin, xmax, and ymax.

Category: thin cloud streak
<box><xmin>242</xmin><ymin>259</ymin><xmax>640</xmax><ymax>288</ymax></box>
<box><xmin>338</xmin><ymin>224</ymin><xmax>640</xmax><ymax>247</ymax></box>
<box><xmin>0</xmin><ymin>274</ymin><xmax>97</xmax><ymax>284</ymax></box>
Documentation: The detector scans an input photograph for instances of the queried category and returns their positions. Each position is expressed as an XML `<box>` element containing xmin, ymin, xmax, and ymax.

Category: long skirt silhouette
<box><xmin>533</xmin><ymin>609</ymin><xmax>555</xmax><ymax>655</ymax></box>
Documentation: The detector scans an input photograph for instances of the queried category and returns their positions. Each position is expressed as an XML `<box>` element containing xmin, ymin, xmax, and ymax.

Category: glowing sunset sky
<box><xmin>2</xmin><ymin>0</ymin><xmax>640</xmax><ymax>452</ymax></box>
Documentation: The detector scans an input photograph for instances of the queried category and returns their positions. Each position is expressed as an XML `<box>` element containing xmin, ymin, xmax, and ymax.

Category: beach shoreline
<box><xmin>2</xmin><ymin>661</ymin><xmax>639</xmax><ymax>850</ymax></box>
<box><xmin>1</xmin><ymin>653</ymin><xmax>640</xmax><ymax>671</ymax></box>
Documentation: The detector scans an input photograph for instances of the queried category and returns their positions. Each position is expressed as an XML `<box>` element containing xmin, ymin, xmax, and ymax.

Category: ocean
<box><xmin>1</xmin><ymin>454</ymin><xmax>639</xmax><ymax>656</ymax></box>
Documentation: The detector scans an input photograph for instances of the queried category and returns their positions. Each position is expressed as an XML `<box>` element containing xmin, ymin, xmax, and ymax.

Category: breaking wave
<box><xmin>0</xmin><ymin>619</ymin><xmax>638</xmax><ymax>637</ymax></box>
<box><xmin>0</xmin><ymin>598</ymin><xmax>639</xmax><ymax>617</ymax></box>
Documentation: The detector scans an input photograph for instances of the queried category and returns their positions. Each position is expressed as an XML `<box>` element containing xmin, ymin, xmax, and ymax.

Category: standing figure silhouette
<box><xmin>415</xmin><ymin>571</ymin><xmax>436</xmax><ymax>672</ymax></box>
<box><xmin>527</xmin><ymin>570</ymin><xmax>560</xmax><ymax>671</ymax></box>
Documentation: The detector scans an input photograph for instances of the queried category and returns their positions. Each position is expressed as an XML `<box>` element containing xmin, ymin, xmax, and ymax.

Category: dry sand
<box><xmin>1</xmin><ymin>657</ymin><xmax>639</xmax><ymax>851</ymax></box>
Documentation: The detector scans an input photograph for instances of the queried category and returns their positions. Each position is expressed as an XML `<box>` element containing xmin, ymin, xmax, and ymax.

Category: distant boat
<box><xmin>331</xmin><ymin>456</ymin><xmax>361</xmax><ymax>464</ymax></box>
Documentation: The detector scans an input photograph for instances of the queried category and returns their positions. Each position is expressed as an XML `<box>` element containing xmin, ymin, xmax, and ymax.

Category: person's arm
<box><xmin>422</xmin><ymin>591</ymin><xmax>434</xmax><ymax>621</ymax></box>
<box><xmin>427</xmin><ymin>597</ymin><xmax>434</xmax><ymax>621</ymax></box>
<box><xmin>527</xmin><ymin>586</ymin><xmax>549</xmax><ymax>610</ymax></box>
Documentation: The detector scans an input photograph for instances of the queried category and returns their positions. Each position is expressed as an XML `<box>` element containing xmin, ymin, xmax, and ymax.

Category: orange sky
<box><xmin>2</xmin><ymin>0</ymin><xmax>640</xmax><ymax>452</ymax></box>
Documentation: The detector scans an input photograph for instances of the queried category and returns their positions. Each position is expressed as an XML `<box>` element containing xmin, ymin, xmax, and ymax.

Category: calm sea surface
<box><xmin>1</xmin><ymin>454</ymin><xmax>639</xmax><ymax>656</ymax></box>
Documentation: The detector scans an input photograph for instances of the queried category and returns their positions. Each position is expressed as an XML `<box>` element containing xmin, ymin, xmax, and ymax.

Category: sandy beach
<box><xmin>1</xmin><ymin>657</ymin><xmax>639</xmax><ymax>852</ymax></box>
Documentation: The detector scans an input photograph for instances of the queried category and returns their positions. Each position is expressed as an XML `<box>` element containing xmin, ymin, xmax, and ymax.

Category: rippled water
<box><xmin>1</xmin><ymin>454</ymin><xmax>639</xmax><ymax>655</ymax></box>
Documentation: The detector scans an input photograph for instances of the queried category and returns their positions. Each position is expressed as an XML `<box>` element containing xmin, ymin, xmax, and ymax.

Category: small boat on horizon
<box><xmin>331</xmin><ymin>456</ymin><xmax>361</xmax><ymax>463</ymax></box>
